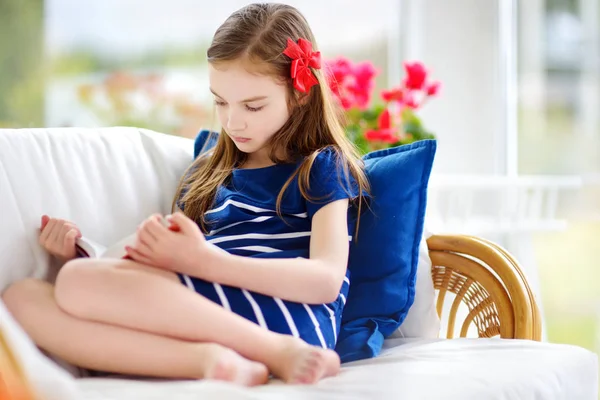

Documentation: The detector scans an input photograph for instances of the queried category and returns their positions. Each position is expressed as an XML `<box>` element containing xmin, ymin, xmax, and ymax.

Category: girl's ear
<box><xmin>296</xmin><ymin>91</ymin><xmax>310</xmax><ymax>105</ymax></box>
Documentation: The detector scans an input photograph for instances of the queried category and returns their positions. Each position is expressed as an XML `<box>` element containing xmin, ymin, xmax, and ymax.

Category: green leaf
<box><xmin>353</xmin><ymin>135</ymin><xmax>370</xmax><ymax>155</ymax></box>
<box><xmin>401</xmin><ymin>108</ymin><xmax>422</xmax><ymax>128</ymax></box>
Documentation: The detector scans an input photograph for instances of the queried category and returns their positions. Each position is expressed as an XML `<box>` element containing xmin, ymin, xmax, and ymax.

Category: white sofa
<box><xmin>0</xmin><ymin>127</ymin><xmax>597</xmax><ymax>400</ymax></box>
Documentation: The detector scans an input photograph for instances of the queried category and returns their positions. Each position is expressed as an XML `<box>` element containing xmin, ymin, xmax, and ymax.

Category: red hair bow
<box><xmin>283</xmin><ymin>38</ymin><xmax>321</xmax><ymax>93</ymax></box>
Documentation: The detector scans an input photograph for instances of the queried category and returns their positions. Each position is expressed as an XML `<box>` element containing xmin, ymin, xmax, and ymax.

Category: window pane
<box><xmin>518</xmin><ymin>0</ymin><xmax>600</xmax><ymax>175</ymax></box>
<box><xmin>1</xmin><ymin>0</ymin><xmax>401</xmax><ymax>137</ymax></box>
<box><xmin>518</xmin><ymin>0</ymin><xmax>600</xmax><ymax>354</ymax></box>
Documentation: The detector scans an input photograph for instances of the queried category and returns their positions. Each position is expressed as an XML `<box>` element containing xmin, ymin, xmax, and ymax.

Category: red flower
<box><xmin>365</xmin><ymin>130</ymin><xmax>397</xmax><ymax>143</ymax></box>
<box><xmin>403</xmin><ymin>61</ymin><xmax>427</xmax><ymax>90</ymax></box>
<box><xmin>364</xmin><ymin>108</ymin><xmax>398</xmax><ymax>144</ymax></box>
<box><xmin>381</xmin><ymin>87</ymin><xmax>404</xmax><ymax>103</ymax></box>
<box><xmin>425</xmin><ymin>81</ymin><xmax>441</xmax><ymax>96</ymax></box>
<box><xmin>379</xmin><ymin>107</ymin><xmax>391</xmax><ymax>128</ymax></box>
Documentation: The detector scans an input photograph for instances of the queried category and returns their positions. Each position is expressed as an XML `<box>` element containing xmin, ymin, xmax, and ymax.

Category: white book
<box><xmin>75</xmin><ymin>216</ymin><xmax>176</xmax><ymax>259</ymax></box>
<box><xmin>75</xmin><ymin>233</ymin><xmax>137</xmax><ymax>259</ymax></box>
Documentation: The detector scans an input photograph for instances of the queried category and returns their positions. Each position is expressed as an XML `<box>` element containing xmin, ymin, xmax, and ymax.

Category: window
<box><xmin>518</xmin><ymin>0</ymin><xmax>600</xmax><ymax>352</ymax></box>
<box><xmin>518</xmin><ymin>0</ymin><xmax>600</xmax><ymax>176</ymax></box>
<box><xmin>400</xmin><ymin>0</ymin><xmax>600</xmax><ymax>353</ymax></box>
<box><xmin>1</xmin><ymin>0</ymin><xmax>401</xmax><ymax>137</ymax></box>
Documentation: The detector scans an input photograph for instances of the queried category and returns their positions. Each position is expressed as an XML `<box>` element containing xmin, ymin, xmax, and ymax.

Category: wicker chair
<box><xmin>0</xmin><ymin>235</ymin><xmax>543</xmax><ymax>399</ymax></box>
<box><xmin>428</xmin><ymin>234</ymin><xmax>542</xmax><ymax>341</ymax></box>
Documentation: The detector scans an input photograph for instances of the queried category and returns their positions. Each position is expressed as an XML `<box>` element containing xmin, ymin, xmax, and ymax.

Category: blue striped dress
<box><xmin>176</xmin><ymin>148</ymin><xmax>358</xmax><ymax>349</ymax></box>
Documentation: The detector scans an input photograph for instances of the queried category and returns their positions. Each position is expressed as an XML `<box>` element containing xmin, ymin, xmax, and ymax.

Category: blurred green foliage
<box><xmin>0</xmin><ymin>0</ymin><xmax>45</xmax><ymax>127</ymax></box>
<box><xmin>49</xmin><ymin>45</ymin><xmax>210</xmax><ymax>77</ymax></box>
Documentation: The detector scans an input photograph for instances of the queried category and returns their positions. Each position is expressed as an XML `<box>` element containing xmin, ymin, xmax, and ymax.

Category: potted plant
<box><xmin>325</xmin><ymin>58</ymin><xmax>440</xmax><ymax>154</ymax></box>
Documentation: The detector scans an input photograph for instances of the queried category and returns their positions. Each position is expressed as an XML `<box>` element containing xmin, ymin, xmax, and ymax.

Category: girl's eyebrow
<box><xmin>209</xmin><ymin>88</ymin><xmax>268</xmax><ymax>103</ymax></box>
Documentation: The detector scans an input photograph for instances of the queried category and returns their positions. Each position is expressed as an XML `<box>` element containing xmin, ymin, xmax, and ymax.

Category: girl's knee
<box><xmin>56</xmin><ymin>258</ymin><xmax>90</xmax><ymax>292</ymax></box>
<box><xmin>54</xmin><ymin>258</ymin><xmax>102</xmax><ymax>316</ymax></box>
<box><xmin>2</xmin><ymin>278</ymin><xmax>49</xmax><ymax>318</ymax></box>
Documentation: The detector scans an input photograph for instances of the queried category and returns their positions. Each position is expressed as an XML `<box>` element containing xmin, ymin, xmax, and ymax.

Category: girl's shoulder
<box><xmin>305</xmin><ymin>145</ymin><xmax>356</xmax><ymax>179</ymax></box>
<box><xmin>305</xmin><ymin>145</ymin><xmax>342</xmax><ymax>170</ymax></box>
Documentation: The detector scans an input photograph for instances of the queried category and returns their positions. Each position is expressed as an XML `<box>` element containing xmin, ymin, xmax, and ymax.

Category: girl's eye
<box><xmin>246</xmin><ymin>105</ymin><xmax>264</xmax><ymax>112</ymax></box>
<box><xmin>215</xmin><ymin>100</ymin><xmax>227</xmax><ymax>107</ymax></box>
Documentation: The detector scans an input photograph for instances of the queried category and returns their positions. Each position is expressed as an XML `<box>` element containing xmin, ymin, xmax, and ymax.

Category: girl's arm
<box><xmin>179</xmin><ymin>199</ymin><xmax>351</xmax><ymax>305</ymax></box>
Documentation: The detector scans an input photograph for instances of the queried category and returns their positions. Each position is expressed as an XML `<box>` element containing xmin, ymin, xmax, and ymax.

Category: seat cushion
<box><xmin>73</xmin><ymin>338</ymin><xmax>598</xmax><ymax>400</ymax></box>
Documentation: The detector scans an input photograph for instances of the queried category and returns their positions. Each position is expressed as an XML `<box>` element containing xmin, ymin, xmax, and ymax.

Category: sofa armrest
<box><xmin>427</xmin><ymin>234</ymin><xmax>542</xmax><ymax>341</ymax></box>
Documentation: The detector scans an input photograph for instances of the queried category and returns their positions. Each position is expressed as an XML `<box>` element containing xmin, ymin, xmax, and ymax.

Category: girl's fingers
<box><xmin>45</xmin><ymin>220</ymin><xmax>62</xmax><ymax>247</ymax></box>
<box><xmin>125</xmin><ymin>246</ymin><xmax>153</xmax><ymax>265</ymax></box>
<box><xmin>39</xmin><ymin>219</ymin><xmax>56</xmax><ymax>244</ymax></box>
<box><xmin>137</xmin><ymin>225</ymin><xmax>158</xmax><ymax>247</ymax></box>
<box><xmin>49</xmin><ymin>219</ymin><xmax>66</xmax><ymax>246</ymax></box>
<box><xmin>40</xmin><ymin>215</ymin><xmax>50</xmax><ymax>231</ymax></box>
<box><xmin>39</xmin><ymin>218</ymin><xmax>81</xmax><ymax>257</ymax></box>
<box><xmin>146</xmin><ymin>217</ymin><xmax>167</xmax><ymax>239</ymax></box>
<box><xmin>63</xmin><ymin>222</ymin><xmax>79</xmax><ymax>234</ymax></box>
<box><xmin>64</xmin><ymin>229</ymin><xmax>78</xmax><ymax>249</ymax></box>
<box><xmin>131</xmin><ymin>239</ymin><xmax>154</xmax><ymax>259</ymax></box>
<box><xmin>59</xmin><ymin>224</ymin><xmax>72</xmax><ymax>244</ymax></box>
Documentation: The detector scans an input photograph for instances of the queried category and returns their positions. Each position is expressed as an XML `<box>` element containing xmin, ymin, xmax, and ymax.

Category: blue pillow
<box><xmin>335</xmin><ymin>140</ymin><xmax>437</xmax><ymax>363</ymax></box>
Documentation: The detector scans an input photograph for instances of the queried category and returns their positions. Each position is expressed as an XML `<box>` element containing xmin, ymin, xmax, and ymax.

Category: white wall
<box><xmin>401</xmin><ymin>0</ymin><xmax>505</xmax><ymax>175</ymax></box>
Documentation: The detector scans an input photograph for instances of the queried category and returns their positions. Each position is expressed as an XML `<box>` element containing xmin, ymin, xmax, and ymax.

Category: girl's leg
<box><xmin>2</xmin><ymin>279</ymin><xmax>268</xmax><ymax>385</ymax></box>
<box><xmin>54</xmin><ymin>259</ymin><xmax>340</xmax><ymax>384</ymax></box>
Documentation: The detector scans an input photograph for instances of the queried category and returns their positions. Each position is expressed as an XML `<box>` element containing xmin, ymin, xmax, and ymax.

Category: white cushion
<box><xmin>0</xmin><ymin>127</ymin><xmax>193</xmax><ymax>292</ymax></box>
<box><xmin>391</xmin><ymin>231</ymin><xmax>441</xmax><ymax>338</ymax></box>
<box><xmin>73</xmin><ymin>338</ymin><xmax>599</xmax><ymax>399</ymax></box>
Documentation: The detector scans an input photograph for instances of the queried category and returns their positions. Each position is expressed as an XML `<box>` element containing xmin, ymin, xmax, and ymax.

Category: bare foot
<box><xmin>200</xmin><ymin>344</ymin><xmax>269</xmax><ymax>386</ymax></box>
<box><xmin>271</xmin><ymin>337</ymin><xmax>341</xmax><ymax>384</ymax></box>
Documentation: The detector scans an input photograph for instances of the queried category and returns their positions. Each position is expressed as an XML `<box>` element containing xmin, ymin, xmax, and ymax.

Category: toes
<box><xmin>249</xmin><ymin>363</ymin><xmax>270</xmax><ymax>386</ymax></box>
<box><xmin>206</xmin><ymin>356</ymin><xmax>269</xmax><ymax>387</ymax></box>
<box><xmin>290</xmin><ymin>349</ymin><xmax>327</xmax><ymax>384</ymax></box>
<box><xmin>206</xmin><ymin>360</ymin><xmax>236</xmax><ymax>382</ymax></box>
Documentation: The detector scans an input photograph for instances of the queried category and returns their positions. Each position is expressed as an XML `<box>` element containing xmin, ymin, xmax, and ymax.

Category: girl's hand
<box><xmin>125</xmin><ymin>212</ymin><xmax>215</xmax><ymax>273</ymax></box>
<box><xmin>39</xmin><ymin>215</ymin><xmax>82</xmax><ymax>261</ymax></box>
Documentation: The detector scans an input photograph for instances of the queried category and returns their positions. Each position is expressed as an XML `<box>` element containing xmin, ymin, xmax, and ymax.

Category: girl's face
<box><xmin>208</xmin><ymin>61</ymin><xmax>291</xmax><ymax>165</ymax></box>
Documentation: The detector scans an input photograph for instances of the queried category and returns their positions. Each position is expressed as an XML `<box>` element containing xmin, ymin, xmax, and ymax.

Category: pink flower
<box><xmin>327</xmin><ymin>58</ymin><xmax>352</xmax><ymax>92</ymax></box>
<box><xmin>425</xmin><ymin>81</ymin><xmax>441</xmax><ymax>96</ymax></box>
<box><xmin>403</xmin><ymin>92</ymin><xmax>419</xmax><ymax>109</ymax></box>
<box><xmin>403</xmin><ymin>61</ymin><xmax>427</xmax><ymax>90</ymax></box>
<box><xmin>349</xmin><ymin>62</ymin><xmax>377</xmax><ymax>109</ymax></box>
<box><xmin>325</xmin><ymin>58</ymin><xmax>355</xmax><ymax>110</ymax></box>
<box><xmin>325</xmin><ymin>57</ymin><xmax>378</xmax><ymax>110</ymax></box>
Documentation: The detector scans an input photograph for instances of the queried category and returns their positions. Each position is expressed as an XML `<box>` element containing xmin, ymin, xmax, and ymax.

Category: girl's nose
<box><xmin>227</xmin><ymin>110</ymin><xmax>247</xmax><ymax>132</ymax></box>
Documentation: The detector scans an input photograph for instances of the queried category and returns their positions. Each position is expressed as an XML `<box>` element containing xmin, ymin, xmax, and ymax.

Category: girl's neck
<box><xmin>241</xmin><ymin>146</ymin><xmax>287</xmax><ymax>170</ymax></box>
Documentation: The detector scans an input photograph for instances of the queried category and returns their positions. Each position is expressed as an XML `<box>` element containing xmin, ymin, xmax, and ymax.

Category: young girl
<box><xmin>2</xmin><ymin>3</ymin><xmax>369</xmax><ymax>386</ymax></box>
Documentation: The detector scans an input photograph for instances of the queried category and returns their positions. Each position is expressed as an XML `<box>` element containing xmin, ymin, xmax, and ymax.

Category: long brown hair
<box><xmin>172</xmin><ymin>3</ymin><xmax>370</xmax><ymax>234</ymax></box>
